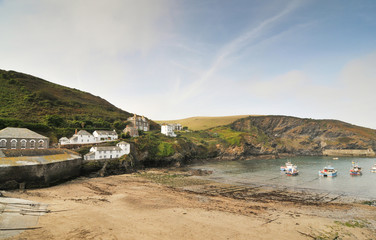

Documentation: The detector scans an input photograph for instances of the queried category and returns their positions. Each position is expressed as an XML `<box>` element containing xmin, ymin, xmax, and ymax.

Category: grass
<box><xmin>334</xmin><ymin>220</ymin><xmax>367</xmax><ymax>228</ymax></box>
<box><xmin>156</xmin><ymin>115</ymin><xmax>251</xmax><ymax>130</ymax></box>
<box><xmin>135</xmin><ymin>171</ymin><xmax>210</xmax><ymax>187</ymax></box>
<box><xmin>0</xmin><ymin>69</ymin><xmax>131</xmax><ymax>123</ymax></box>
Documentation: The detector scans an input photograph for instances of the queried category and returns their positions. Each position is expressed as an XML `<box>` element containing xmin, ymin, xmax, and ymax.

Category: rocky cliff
<box><xmin>229</xmin><ymin>116</ymin><xmax>376</xmax><ymax>157</ymax></box>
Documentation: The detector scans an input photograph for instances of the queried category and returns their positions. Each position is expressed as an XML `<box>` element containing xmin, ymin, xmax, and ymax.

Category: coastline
<box><xmin>2</xmin><ymin>168</ymin><xmax>376</xmax><ymax>239</ymax></box>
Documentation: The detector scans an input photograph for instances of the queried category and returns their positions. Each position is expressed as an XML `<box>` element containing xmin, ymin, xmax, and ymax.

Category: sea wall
<box><xmin>322</xmin><ymin>148</ymin><xmax>375</xmax><ymax>157</ymax></box>
<box><xmin>0</xmin><ymin>155</ymin><xmax>82</xmax><ymax>190</ymax></box>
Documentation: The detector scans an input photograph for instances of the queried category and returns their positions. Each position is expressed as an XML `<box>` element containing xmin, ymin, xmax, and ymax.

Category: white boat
<box><xmin>280</xmin><ymin>161</ymin><xmax>297</xmax><ymax>171</ymax></box>
<box><xmin>371</xmin><ymin>164</ymin><xmax>376</xmax><ymax>173</ymax></box>
<box><xmin>319</xmin><ymin>166</ymin><xmax>337</xmax><ymax>177</ymax></box>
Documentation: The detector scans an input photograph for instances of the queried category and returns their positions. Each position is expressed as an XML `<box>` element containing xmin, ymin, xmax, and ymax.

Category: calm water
<box><xmin>191</xmin><ymin>156</ymin><xmax>376</xmax><ymax>199</ymax></box>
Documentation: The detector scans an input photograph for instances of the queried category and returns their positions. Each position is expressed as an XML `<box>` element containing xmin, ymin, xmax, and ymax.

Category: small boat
<box><xmin>285</xmin><ymin>166</ymin><xmax>299</xmax><ymax>176</ymax></box>
<box><xmin>280</xmin><ymin>161</ymin><xmax>297</xmax><ymax>171</ymax></box>
<box><xmin>319</xmin><ymin>166</ymin><xmax>337</xmax><ymax>177</ymax></box>
<box><xmin>350</xmin><ymin>162</ymin><xmax>362</xmax><ymax>176</ymax></box>
<box><xmin>370</xmin><ymin>164</ymin><xmax>376</xmax><ymax>173</ymax></box>
<box><xmin>332</xmin><ymin>157</ymin><xmax>339</xmax><ymax>160</ymax></box>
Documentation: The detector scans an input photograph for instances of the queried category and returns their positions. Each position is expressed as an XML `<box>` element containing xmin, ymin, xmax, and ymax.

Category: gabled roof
<box><xmin>85</xmin><ymin>151</ymin><xmax>95</xmax><ymax>156</ymax></box>
<box><xmin>76</xmin><ymin>130</ymin><xmax>93</xmax><ymax>136</ymax></box>
<box><xmin>0</xmin><ymin>127</ymin><xmax>48</xmax><ymax>139</ymax></box>
<box><xmin>94</xmin><ymin>130</ymin><xmax>117</xmax><ymax>135</ymax></box>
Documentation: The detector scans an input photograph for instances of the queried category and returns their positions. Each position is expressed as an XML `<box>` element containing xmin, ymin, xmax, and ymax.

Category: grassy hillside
<box><xmin>156</xmin><ymin>115</ymin><xmax>251</xmax><ymax>130</ymax></box>
<box><xmin>0</xmin><ymin>69</ymin><xmax>131</xmax><ymax>122</ymax></box>
<box><xmin>0</xmin><ymin>69</ymin><xmax>152</xmax><ymax>142</ymax></box>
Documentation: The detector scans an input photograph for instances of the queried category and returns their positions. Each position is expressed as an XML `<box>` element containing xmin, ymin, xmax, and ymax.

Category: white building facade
<box><xmin>84</xmin><ymin>142</ymin><xmax>130</xmax><ymax>160</ymax></box>
<box><xmin>161</xmin><ymin>125</ymin><xmax>177</xmax><ymax>137</ymax></box>
<box><xmin>93</xmin><ymin>130</ymin><xmax>118</xmax><ymax>142</ymax></box>
<box><xmin>60</xmin><ymin>130</ymin><xmax>119</xmax><ymax>146</ymax></box>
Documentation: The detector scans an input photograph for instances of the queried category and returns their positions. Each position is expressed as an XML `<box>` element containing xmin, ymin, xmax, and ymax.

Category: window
<box><xmin>11</xmin><ymin>139</ymin><xmax>17</xmax><ymax>149</ymax></box>
<box><xmin>30</xmin><ymin>140</ymin><xmax>35</xmax><ymax>149</ymax></box>
<box><xmin>38</xmin><ymin>140</ymin><xmax>44</xmax><ymax>149</ymax></box>
<box><xmin>21</xmin><ymin>139</ymin><xmax>27</xmax><ymax>149</ymax></box>
<box><xmin>0</xmin><ymin>139</ymin><xmax>6</xmax><ymax>148</ymax></box>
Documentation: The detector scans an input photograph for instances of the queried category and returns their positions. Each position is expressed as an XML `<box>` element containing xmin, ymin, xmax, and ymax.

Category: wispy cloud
<box><xmin>177</xmin><ymin>0</ymin><xmax>303</xmax><ymax>103</ymax></box>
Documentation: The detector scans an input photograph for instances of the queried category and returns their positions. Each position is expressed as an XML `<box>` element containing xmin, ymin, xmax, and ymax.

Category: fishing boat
<box><xmin>319</xmin><ymin>166</ymin><xmax>337</xmax><ymax>177</ymax></box>
<box><xmin>370</xmin><ymin>164</ymin><xmax>376</xmax><ymax>173</ymax></box>
<box><xmin>280</xmin><ymin>161</ymin><xmax>297</xmax><ymax>171</ymax></box>
<box><xmin>285</xmin><ymin>166</ymin><xmax>299</xmax><ymax>176</ymax></box>
<box><xmin>350</xmin><ymin>162</ymin><xmax>362</xmax><ymax>176</ymax></box>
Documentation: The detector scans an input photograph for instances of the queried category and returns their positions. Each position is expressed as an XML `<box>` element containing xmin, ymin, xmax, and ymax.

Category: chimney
<box><xmin>75</xmin><ymin>129</ymin><xmax>78</xmax><ymax>134</ymax></box>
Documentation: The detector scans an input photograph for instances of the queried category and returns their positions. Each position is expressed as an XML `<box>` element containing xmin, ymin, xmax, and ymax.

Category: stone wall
<box><xmin>0</xmin><ymin>157</ymin><xmax>82</xmax><ymax>190</ymax></box>
<box><xmin>322</xmin><ymin>148</ymin><xmax>375</xmax><ymax>157</ymax></box>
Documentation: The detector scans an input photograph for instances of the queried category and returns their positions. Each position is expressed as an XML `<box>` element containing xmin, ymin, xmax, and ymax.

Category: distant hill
<box><xmin>156</xmin><ymin>115</ymin><xmax>251</xmax><ymax>130</ymax></box>
<box><xmin>0</xmin><ymin>69</ymin><xmax>132</xmax><ymax>122</ymax></box>
<box><xmin>228</xmin><ymin>115</ymin><xmax>376</xmax><ymax>156</ymax></box>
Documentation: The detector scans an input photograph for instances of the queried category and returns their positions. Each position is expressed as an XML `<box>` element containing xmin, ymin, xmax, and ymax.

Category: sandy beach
<box><xmin>3</xmin><ymin>169</ymin><xmax>376</xmax><ymax>240</ymax></box>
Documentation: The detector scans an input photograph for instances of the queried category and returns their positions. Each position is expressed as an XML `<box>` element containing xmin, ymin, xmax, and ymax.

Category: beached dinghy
<box><xmin>370</xmin><ymin>164</ymin><xmax>376</xmax><ymax>173</ymax></box>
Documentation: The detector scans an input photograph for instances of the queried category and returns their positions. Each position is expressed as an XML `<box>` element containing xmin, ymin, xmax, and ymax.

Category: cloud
<box><xmin>249</xmin><ymin>70</ymin><xmax>308</xmax><ymax>98</ymax></box>
<box><xmin>176</xmin><ymin>0</ymin><xmax>303</xmax><ymax>103</ymax></box>
<box><xmin>0</xmin><ymin>0</ymin><xmax>172</xmax><ymax>93</ymax></box>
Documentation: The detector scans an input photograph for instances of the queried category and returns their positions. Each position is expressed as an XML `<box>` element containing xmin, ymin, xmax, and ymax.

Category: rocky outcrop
<box><xmin>230</xmin><ymin>116</ymin><xmax>376</xmax><ymax>157</ymax></box>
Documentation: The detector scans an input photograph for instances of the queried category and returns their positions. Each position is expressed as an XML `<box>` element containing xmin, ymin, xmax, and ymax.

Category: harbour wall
<box><xmin>0</xmin><ymin>150</ymin><xmax>82</xmax><ymax>190</ymax></box>
<box><xmin>322</xmin><ymin>148</ymin><xmax>375</xmax><ymax>157</ymax></box>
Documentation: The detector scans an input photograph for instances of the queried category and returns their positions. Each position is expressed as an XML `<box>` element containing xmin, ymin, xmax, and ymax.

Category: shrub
<box><xmin>157</xmin><ymin>142</ymin><xmax>175</xmax><ymax>157</ymax></box>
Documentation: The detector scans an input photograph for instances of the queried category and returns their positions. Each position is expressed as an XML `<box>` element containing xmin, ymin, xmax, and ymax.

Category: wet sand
<box><xmin>3</xmin><ymin>169</ymin><xmax>376</xmax><ymax>240</ymax></box>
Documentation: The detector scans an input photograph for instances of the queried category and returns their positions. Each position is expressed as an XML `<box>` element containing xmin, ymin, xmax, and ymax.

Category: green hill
<box><xmin>156</xmin><ymin>115</ymin><xmax>251</xmax><ymax>130</ymax></box>
<box><xmin>0</xmin><ymin>69</ymin><xmax>140</xmax><ymax>142</ymax></box>
<box><xmin>0</xmin><ymin>69</ymin><xmax>132</xmax><ymax>122</ymax></box>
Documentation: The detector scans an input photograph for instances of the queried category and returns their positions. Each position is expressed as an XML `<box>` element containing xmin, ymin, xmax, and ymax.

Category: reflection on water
<box><xmin>191</xmin><ymin>156</ymin><xmax>376</xmax><ymax>199</ymax></box>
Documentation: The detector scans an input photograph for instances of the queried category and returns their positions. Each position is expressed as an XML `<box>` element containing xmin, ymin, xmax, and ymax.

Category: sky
<box><xmin>0</xmin><ymin>0</ymin><xmax>376</xmax><ymax>128</ymax></box>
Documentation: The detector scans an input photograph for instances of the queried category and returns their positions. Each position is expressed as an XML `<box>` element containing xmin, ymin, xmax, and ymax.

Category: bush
<box><xmin>157</xmin><ymin>142</ymin><xmax>175</xmax><ymax>157</ymax></box>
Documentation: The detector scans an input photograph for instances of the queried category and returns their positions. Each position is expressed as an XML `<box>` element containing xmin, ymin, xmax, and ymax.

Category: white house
<box><xmin>60</xmin><ymin>130</ymin><xmax>96</xmax><ymax>145</ymax></box>
<box><xmin>84</xmin><ymin>141</ymin><xmax>130</xmax><ymax>160</ymax></box>
<box><xmin>161</xmin><ymin>124</ymin><xmax>177</xmax><ymax>137</ymax></box>
<box><xmin>93</xmin><ymin>130</ymin><xmax>118</xmax><ymax>142</ymax></box>
<box><xmin>60</xmin><ymin>129</ymin><xmax>119</xmax><ymax>146</ymax></box>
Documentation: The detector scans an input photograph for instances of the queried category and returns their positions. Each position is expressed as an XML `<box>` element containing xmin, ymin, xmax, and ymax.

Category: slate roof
<box><xmin>0</xmin><ymin>127</ymin><xmax>48</xmax><ymax>139</ymax></box>
<box><xmin>94</xmin><ymin>146</ymin><xmax>122</xmax><ymax>151</ymax></box>
<box><xmin>94</xmin><ymin>130</ymin><xmax>117</xmax><ymax>135</ymax></box>
<box><xmin>77</xmin><ymin>130</ymin><xmax>92</xmax><ymax>136</ymax></box>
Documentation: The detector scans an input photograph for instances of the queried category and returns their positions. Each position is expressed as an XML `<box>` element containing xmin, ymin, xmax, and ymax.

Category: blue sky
<box><xmin>0</xmin><ymin>0</ymin><xmax>376</xmax><ymax>128</ymax></box>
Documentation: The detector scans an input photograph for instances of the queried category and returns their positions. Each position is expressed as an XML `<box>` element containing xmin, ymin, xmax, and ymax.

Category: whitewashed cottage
<box><xmin>161</xmin><ymin>124</ymin><xmax>177</xmax><ymax>137</ymax></box>
<box><xmin>93</xmin><ymin>130</ymin><xmax>118</xmax><ymax>142</ymax></box>
<box><xmin>60</xmin><ymin>130</ymin><xmax>96</xmax><ymax>145</ymax></box>
<box><xmin>84</xmin><ymin>141</ymin><xmax>130</xmax><ymax>160</ymax></box>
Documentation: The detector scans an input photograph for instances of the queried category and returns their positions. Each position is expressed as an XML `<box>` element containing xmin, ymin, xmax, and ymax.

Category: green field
<box><xmin>156</xmin><ymin>115</ymin><xmax>253</xmax><ymax>130</ymax></box>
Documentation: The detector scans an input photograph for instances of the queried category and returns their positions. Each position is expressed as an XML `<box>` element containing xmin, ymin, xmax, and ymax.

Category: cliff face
<box><xmin>229</xmin><ymin>116</ymin><xmax>376</xmax><ymax>157</ymax></box>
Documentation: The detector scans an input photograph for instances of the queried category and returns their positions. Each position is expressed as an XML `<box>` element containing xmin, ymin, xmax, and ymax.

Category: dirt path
<box><xmin>3</xmin><ymin>171</ymin><xmax>376</xmax><ymax>240</ymax></box>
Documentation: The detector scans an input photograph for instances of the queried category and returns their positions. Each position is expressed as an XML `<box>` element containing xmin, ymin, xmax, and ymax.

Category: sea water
<box><xmin>191</xmin><ymin>156</ymin><xmax>376</xmax><ymax>199</ymax></box>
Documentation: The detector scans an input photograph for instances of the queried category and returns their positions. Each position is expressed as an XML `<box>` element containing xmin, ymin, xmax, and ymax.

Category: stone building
<box><xmin>0</xmin><ymin>127</ymin><xmax>49</xmax><ymax>150</ymax></box>
<box><xmin>127</xmin><ymin>114</ymin><xmax>149</xmax><ymax>132</ymax></box>
<box><xmin>123</xmin><ymin>114</ymin><xmax>150</xmax><ymax>137</ymax></box>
